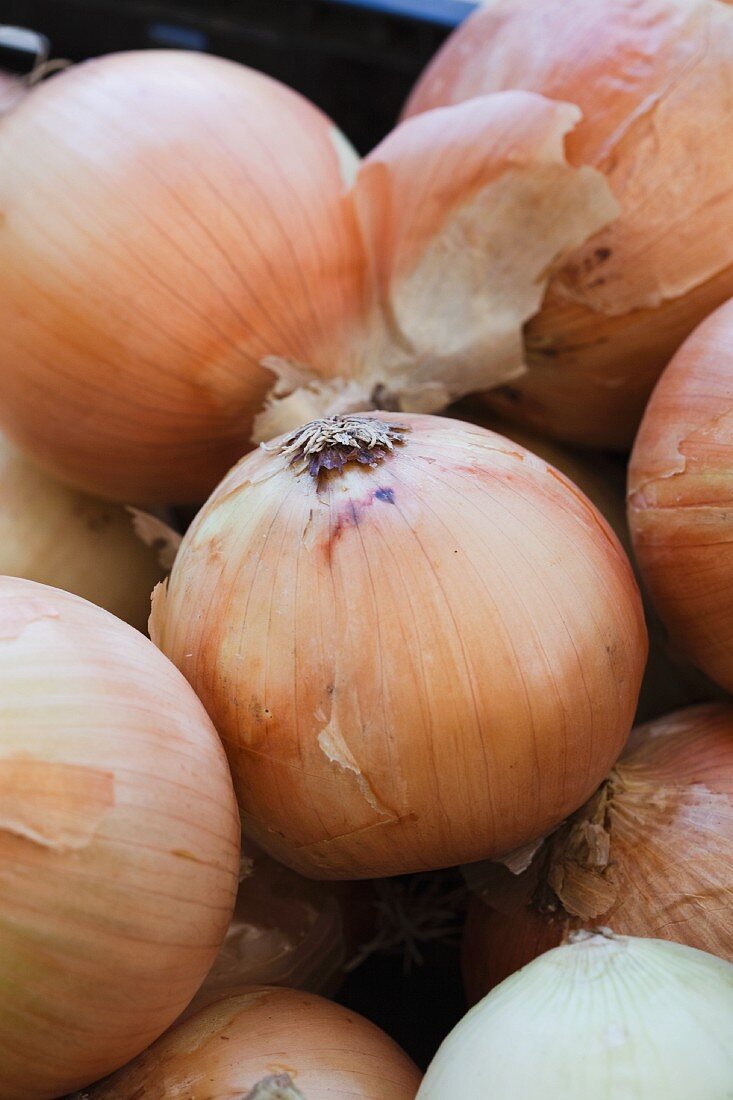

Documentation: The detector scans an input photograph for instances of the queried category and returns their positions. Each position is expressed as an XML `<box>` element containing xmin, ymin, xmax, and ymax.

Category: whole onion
<box><xmin>419</xmin><ymin>934</ymin><xmax>733</xmax><ymax>1099</ymax></box>
<box><xmin>0</xmin><ymin>577</ymin><xmax>240</xmax><ymax>1099</ymax></box>
<box><xmin>461</xmin><ymin>702</ymin><xmax>733</xmax><ymax>1002</ymax></box>
<box><xmin>151</xmin><ymin>412</ymin><xmax>646</xmax><ymax>879</ymax></box>
<box><xmin>629</xmin><ymin>298</ymin><xmax>733</xmax><ymax>692</ymax></box>
<box><xmin>0</xmin><ymin>50</ymin><xmax>614</xmax><ymax>503</ymax></box>
<box><xmin>404</xmin><ymin>0</ymin><xmax>733</xmax><ymax>450</ymax></box>
<box><xmin>0</xmin><ymin>431</ymin><xmax>164</xmax><ymax>631</ymax></box>
<box><xmin>186</xmin><ymin>843</ymin><xmax>366</xmax><ymax>1014</ymax></box>
<box><xmin>82</xmin><ymin>986</ymin><xmax>421</xmax><ymax>1099</ymax></box>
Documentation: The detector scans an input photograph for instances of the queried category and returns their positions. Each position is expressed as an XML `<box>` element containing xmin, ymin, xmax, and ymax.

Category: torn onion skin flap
<box><xmin>255</xmin><ymin>91</ymin><xmax>617</xmax><ymax>442</ymax></box>
<box><xmin>403</xmin><ymin>0</ymin><xmax>733</xmax><ymax>450</ymax></box>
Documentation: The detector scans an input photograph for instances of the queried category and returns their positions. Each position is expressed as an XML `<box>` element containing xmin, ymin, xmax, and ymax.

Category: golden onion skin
<box><xmin>404</xmin><ymin>0</ymin><xmax>733</xmax><ymax>450</ymax></box>
<box><xmin>0</xmin><ymin>578</ymin><xmax>240</xmax><ymax>1100</ymax></box>
<box><xmin>629</xmin><ymin>299</ymin><xmax>733</xmax><ymax>692</ymax></box>
<box><xmin>152</xmin><ymin>413</ymin><xmax>646</xmax><ymax>879</ymax></box>
<box><xmin>461</xmin><ymin>702</ymin><xmax>733</xmax><ymax>1002</ymax></box>
<box><xmin>83</xmin><ymin>987</ymin><xmax>421</xmax><ymax>1100</ymax></box>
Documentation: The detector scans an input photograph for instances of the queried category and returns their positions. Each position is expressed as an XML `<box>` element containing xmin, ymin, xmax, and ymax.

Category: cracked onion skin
<box><xmin>151</xmin><ymin>412</ymin><xmax>646</xmax><ymax>880</ymax></box>
<box><xmin>403</xmin><ymin>0</ymin><xmax>733</xmax><ymax>450</ymax></box>
<box><xmin>0</xmin><ymin>577</ymin><xmax>241</xmax><ymax>1100</ymax></box>
<box><xmin>461</xmin><ymin>702</ymin><xmax>733</xmax><ymax>1003</ymax></box>
<box><xmin>82</xmin><ymin>986</ymin><xmax>421</xmax><ymax>1100</ymax></box>
<box><xmin>629</xmin><ymin>299</ymin><xmax>733</xmax><ymax>692</ymax></box>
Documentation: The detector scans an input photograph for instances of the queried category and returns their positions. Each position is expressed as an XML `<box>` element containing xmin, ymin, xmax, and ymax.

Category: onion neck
<box><xmin>245</xmin><ymin>1075</ymin><xmax>305</xmax><ymax>1100</ymax></box>
<box><xmin>275</xmin><ymin>415</ymin><xmax>409</xmax><ymax>479</ymax></box>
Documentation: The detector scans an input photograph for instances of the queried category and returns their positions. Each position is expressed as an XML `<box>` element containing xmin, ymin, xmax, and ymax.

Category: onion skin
<box><xmin>0</xmin><ymin>578</ymin><xmax>240</xmax><ymax>1100</ymax></box>
<box><xmin>421</xmin><ymin>934</ymin><xmax>733</xmax><ymax>1100</ymax></box>
<box><xmin>82</xmin><ymin>986</ymin><xmax>421</xmax><ymax>1099</ymax></box>
<box><xmin>628</xmin><ymin>299</ymin><xmax>733</xmax><ymax>692</ymax></box>
<box><xmin>0</xmin><ymin>432</ymin><xmax>164</xmax><ymax>631</ymax></box>
<box><xmin>404</xmin><ymin>0</ymin><xmax>733</xmax><ymax>450</ymax></box>
<box><xmin>461</xmin><ymin>702</ymin><xmax>733</xmax><ymax>1003</ymax></box>
<box><xmin>151</xmin><ymin>412</ymin><xmax>646</xmax><ymax>879</ymax></box>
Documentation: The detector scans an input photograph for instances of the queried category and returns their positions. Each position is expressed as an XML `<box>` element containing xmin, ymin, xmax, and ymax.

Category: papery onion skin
<box><xmin>404</xmin><ymin>0</ymin><xmax>733</xmax><ymax>450</ymax></box>
<box><xmin>0</xmin><ymin>578</ymin><xmax>240</xmax><ymax>1100</ymax></box>
<box><xmin>0</xmin><ymin>50</ymin><xmax>362</xmax><ymax>504</ymax></box>
<box><xmin>461</xmin><ymin>702</ymin><xmax>733</xmax><ymax>1003</ymax></box>
<box><xmin>455</xmin><ymin>402</ymin><xmax>723</xmax><ymax>721</ymax></box>
<box><xmin>420</xmin><ymin>934</ymin><xmax>733</xmax><ymax>1099</ymax></box>
<box><xmin>0</xmin><ymin>432</ymin><xmax>164</xmax><ymax>631</ymax></box>
<box><xmin>0</xmin><ymin>48</ymin><xmax>615</xmax><ymax>503</ymax></box>
<box><xmin>82</xmin><ymin>986</ymin><xmax>421</xmax><ymax>1099</ymax></box>
<box><xmin>628</xmin><ymin>298</ymin><xmax>733</xmax><ymax>692</ymax></box>
<box><xmin>185</xmin><ymin>842</ymin><xmax>365</xmax><ymax>1015</ymax></box>
<box><xmin>151</xmin><ymin>412</ymin><xmax>646</xmax><ymax>879</ymax></box>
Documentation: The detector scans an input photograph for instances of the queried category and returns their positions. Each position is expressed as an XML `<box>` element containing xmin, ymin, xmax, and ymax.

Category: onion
<box><xmin>186</xmin><ymin>842</ymin><xmax>364</xmax><ymax>1014</ymax></box>
<box><xmin>419</xmin><ymin>933</ymin><xmax>733</xmax><ymax>1099</ymax></box>
<box><xmin>457</xmin><ymin>402</ymin><xmax>723</xmax><ymax>720</ymax></box>
<box><xmin>628</xmin><ymin>298</ymin><xmax>733</xmax><ymax>692</ymax></box>
<box><xmin>0</xmin><ymin>69</ymin><xmax>24</xmax><ymax>114</ymax></box>
<box><xmin>461</xmin><ymin>702</ymin><xmax>733</xmax><ymax>1002</ymax></box>
<box><xmin>81</xmin><ymin>986</ymin><xmax>421</xmax><ymax>1099</ymax></box>
<box><xmin>150</xmin><ymin>411</ymin><xmax>646</xmax><ymax>879</ymax></box>
<box><xmin>0</xmin><ymin>50</ymin><xmax>615</xmax><ymax>503</ymax></box>
<box><xmin>0</xmin><ymin>577</ymin><xmax>240</xmax><ymax>1099</ymax></box>
<box><xmin>403</xmin><ymin>0</ymin><xmax>733</xmax><ymax>450</ymax></box>
<box><xmin>0</xmin><ymin>431</ymin><xmax>164</xmax><ymax>632</ymax></box>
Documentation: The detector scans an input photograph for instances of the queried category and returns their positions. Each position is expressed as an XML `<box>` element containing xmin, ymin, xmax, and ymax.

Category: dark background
<box><xmin>2</xmin><ymin>0</ymin><xmax>478</xmax><ymax>1070</ymax></box>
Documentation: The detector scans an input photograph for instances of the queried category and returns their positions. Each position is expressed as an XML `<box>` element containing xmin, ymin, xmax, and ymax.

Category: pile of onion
<box><xmin>461</xmin><ymin>702</ymin><xmax>733</xmax><ymax>1002</ymax></box>
<box><xmin>186</xmin><ymin>842</ymin><xmax>368</xmax><ymax>1014</ymax></box>
<box><xmin>151</xmin><ymin>411</ymin><xmax>646</xmax><ymax>879</ymax></box>
<box><xmin>629</xmin><ymin>298</ymin><xmax>733</xmax><ymax>693</ymax></box>
<box><xmin>0</xmin><ymin>577</ymin><xmax>240</xmax><ymax>1099</ymax></box>
<box><xmin>0</xmin><ymin>431</ymin><xmax>165</xmax><ymax>632</ymax></box>
<box><xmin>0</xmin><ymin>49</ymin><xmax>615</xmax><ymax>503</ymax></box>
<box><xmin>458</xmin><ymin>401</ymin><xmax>722</xmax><ymax>721</ymax></box>
<box><xmin>81</xmin><ymin>987</ymin><xmax>421</xmax><ymax>1099</ymax></box>
<box><xmin>404</xmin><ymin>0</ymin><xmax>733</xmax><ymax>450</ymax></box>
<box><xmin>419</xmin><ymin>934</ymin><xmax>733</xmax><ymax>1099</ymax></box>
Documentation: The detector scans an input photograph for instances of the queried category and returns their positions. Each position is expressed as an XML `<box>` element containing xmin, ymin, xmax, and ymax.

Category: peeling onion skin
<box><xmin>0</xmin><ymin>578</ymin><xmax>241</xmax><ymax>1100</ymax></box>
<box><xmin>629</xmin><ymin>298</ymin><xmax>733</xmax><ymax>692</ymax></box>
<box><xmin>0</xmin><ymin>50</ymin><xmax>614</xmax><ymax>504</ymax></box>
<box><xmin>0</xmin><ymin>432</ymin><xmax>164</xmax><ymax>632</ymax></box>
<box><xmin>404</xmin><ymin>0</ymin><xmax>733</xmax><ymax>450</ymax></box>
<box><xmin>82</xmin><ymin>987</ymin><xmax>421</xmax><ymax>1099</ymax></box>
<box><xmin>455</xmin><ymin>403</ymin><xmax>724</xmax><ymax>721</ymax></box>
<box><xmin>421</xmin><ymin>935</ymin><xmax>733</xmax><ymax>1100</ymax></box>
<box><xmin>461</xmin><ymin>702</ymin><xmax>733</xmax><ymax>1003</ymax></box>
<box><xmin>151</xmin><ymin>412</ymin><xmax>646</xmax><ymax>879</ymax></box>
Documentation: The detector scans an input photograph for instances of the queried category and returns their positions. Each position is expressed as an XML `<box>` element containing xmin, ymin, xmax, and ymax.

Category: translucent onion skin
<box><xmin>404</xmin><ymin>0</ymin><xmax>733</xmax><ymax>450</ymax></box>
<box><xmin>0</xmin><ymin>432</ymin><xmax>164</xmax><ymax>632</ymax></box>
<box><xmin>82</xmin><ymin>987</ymin><xmax>421</xmax><ymax>1099</ymax></box>
<box><xmin>0</xmin><ymin>578</ymin><xmax>240</xmax><ymax>1100</ymax></box>
<box><xmin>456</xmin><ymin>403</ymin><xmax>723</xmax><ymax>721</ymax></box>
<box><xmin>151</xmin><ymin>412</ymin><xmax>646</xmax><ymax>879</ymax></box>
<box><xmin>0</xmin><ymin>50</ymin><xmax>360</xmax><ymax>503</ymax></box>
<box><xmin>461</xmin><ymin>702</ymin><xmax>733</xmax><ymax>1003</ymax></box>
<box><xmin>420</xmin><ymin>934</ymin><xmax>733</xmax><ymax>1100</ymax></box>
<box><xmin>186</xmin><ymin>844</ymin><xmax>362</xmax><ymax>1015</ymax></box>
<box><xmin>629</xmin><ymin>299</ymin><xmax>733</xmax><ymax>692</ymax></box>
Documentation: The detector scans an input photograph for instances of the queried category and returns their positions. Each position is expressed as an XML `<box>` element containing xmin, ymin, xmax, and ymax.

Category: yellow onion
<box><xmin>0</xmin><ymin>577</ymin><xmax>240</xmax><ymax>1099</ymax></box>
<box><xmin>0</xmin><ymin>50</ymin><xmax>616</xmax><ymax>503</ymax></box>
<box><xmin>404</xmin><ymin>0</ymin><xmax>733</xmax><ymax>450</ymax></box>
<box><xmin>461</xmin><ymin>702</ymin><xmax>733</xmax><ymax>1003</ymax></box>
<box><xmin>0</xmin><ymin>431</ymin><xmax>165</xmax><ymax>631</ymax></box>
<box><xmin>186</xmin><ymin>842</ymin><xmax>367</xmax><ymax>1014</ymax></box>
<box><xmin>420</xmin><ymin>933</ymin><xmax>733</xmax><ymax>1099</ymax></box>
<box><xmin>82</xmin><ymin>986</ymin><xmax>421</xmax><ymax>1099</ymax></box>
<box><xmin>151</xmin><ymin>412</ymin><xmax>646</xmax><ymax>879</ymax></box>
<box><xmin>456</xmin><ymin>402</ymin><xmax>723</xmax><ymax>720</ymax></box>
<box><xmin>629</xmin><ymin>298</ymin><xmax>733</xmax><ymax>692</ymax></box>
